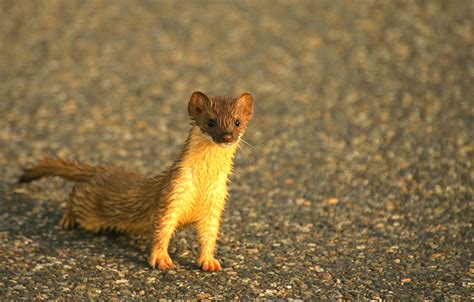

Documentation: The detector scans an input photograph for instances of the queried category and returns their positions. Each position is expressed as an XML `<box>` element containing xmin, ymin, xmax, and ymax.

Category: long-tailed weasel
<box><xmin>18</xmin><ymin>91</ymin><xmax>254</xmax><ymax>271</ymax></box>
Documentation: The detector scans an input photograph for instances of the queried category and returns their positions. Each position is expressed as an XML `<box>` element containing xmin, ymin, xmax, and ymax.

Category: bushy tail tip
<box><xmin>18</xmin><ymin>170</ymin><xmax>41</xmax><ymax>183</ymax></box>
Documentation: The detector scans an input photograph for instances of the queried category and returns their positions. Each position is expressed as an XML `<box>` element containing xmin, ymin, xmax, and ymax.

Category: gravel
<box><xmin>0</xmin><ymin>0</ymin><xmax>472</xmax><ymax>299</ymax></box>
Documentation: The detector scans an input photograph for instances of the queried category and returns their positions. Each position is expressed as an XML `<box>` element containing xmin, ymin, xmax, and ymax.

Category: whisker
<box><xmin>240</xmin><ymin>138</ymin><xmax>255</xmax><ymax>149</ymax></box>
<box><xmin>237</xmin><ymin>145</ymin><xmax>249</xmax><ymax>167</ymax></box>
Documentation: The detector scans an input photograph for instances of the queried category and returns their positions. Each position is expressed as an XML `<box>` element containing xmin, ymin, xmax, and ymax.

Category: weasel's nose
<box><xmin>221</xmin><ymin>133</ymin><xmax>233</xmax><ymax>143</ymax></box>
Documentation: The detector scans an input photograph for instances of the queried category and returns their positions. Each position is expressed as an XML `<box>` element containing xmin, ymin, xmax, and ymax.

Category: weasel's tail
<box><xmin>18</xmin><ymin>158</ymin><xmax>104</xmax><ymax>183</ymax></box>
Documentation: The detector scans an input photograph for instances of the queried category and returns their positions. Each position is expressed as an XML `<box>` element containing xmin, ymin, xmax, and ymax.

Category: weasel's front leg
<box><xmin>196</xmin><ymin>217</ymin><xmax>222</xmax><ymax>271</ymax></box>
<box><xmin>196</xmin><ymin>201</ymin><xmax>226</xmax><ymax>271</ymax></box>
<box><xmin>149</xmin><ymin>210</ymin><xmax>179</xmax><ymax>270</ymax></box>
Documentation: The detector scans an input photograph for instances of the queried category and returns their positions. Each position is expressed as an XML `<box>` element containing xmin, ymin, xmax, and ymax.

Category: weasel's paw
<box><xmin>60</xmin><ymin>213</ymin><xmax>76</xmax><ymax>230</ymax></box>
<box><xmin>149</xmin><ymin>251</ymin><xmax>174</xmax><ymax>270</ymax></box>
<box><xmin>198</xmin><ymin>257</ymin><xmax>221</xmax><ymax>272</ymax></box>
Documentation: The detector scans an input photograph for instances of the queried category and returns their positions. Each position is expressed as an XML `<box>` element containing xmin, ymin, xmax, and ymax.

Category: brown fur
<box><xmin>19</xmin><ymin>91</ymin><xmax>254</xmax><ymax>271</ymax></box>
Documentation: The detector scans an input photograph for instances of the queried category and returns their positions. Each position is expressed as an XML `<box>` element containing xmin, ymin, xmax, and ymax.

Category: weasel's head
<box><xmin>188</xmin><ymin>91</ymin><xmax>254</xmax><ymax>147</ymax></box>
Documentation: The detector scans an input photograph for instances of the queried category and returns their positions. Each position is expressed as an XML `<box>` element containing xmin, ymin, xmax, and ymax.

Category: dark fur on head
<box><xmin>188</xmin><ymin>91</ymin><xmax>254</xmax><ymax>145</ymax></box>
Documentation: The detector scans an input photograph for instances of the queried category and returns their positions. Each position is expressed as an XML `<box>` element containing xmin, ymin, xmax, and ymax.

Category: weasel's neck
<box><xmin>177</xmin><ymin>126</ymin><xmax>239</xmax><ymax>173</ymax></box>
<box><xmin>147</xmin><ymin>126</ymin><xmax>239</xmax><ymax>201</ymax></box>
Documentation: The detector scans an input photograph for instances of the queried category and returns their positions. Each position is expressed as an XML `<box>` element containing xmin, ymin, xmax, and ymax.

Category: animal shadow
<box><xmin>1</xmin><ymin>188</ymin><xmax>147</xmax><ymax>267</ymax></box>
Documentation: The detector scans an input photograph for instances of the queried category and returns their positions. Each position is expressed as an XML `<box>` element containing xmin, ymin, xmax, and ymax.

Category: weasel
<box><xmin>18</xmin><ymin>91</ymin><xmax>254</xmax><ymax>271</ymax></box>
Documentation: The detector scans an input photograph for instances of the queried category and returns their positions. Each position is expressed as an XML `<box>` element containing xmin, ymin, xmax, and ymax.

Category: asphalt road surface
<box><xmin>1</xmin><ymin>1</ymin><xmax>472</xmax><ymax>299</ymax></box>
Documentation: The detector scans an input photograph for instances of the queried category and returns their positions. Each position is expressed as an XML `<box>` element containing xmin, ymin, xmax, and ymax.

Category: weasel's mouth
<box><xmin>212</xmin><ymin>137</ymin><xmax>237</xmax><ymax>148</ymax></box>
<box><xmin>217</xmin><ymin>141</ymin><xmax>235</xmax><ymax>148</ymax></box>
<box><xmin>211</xmin><ymin>138</ymin><xmax>236</xmax><ymax>147</ymax></box>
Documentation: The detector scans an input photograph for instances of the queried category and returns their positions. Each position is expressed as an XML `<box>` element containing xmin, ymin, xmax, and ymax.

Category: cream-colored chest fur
<box><xmin>170</xmin><ymin>128</ymin><xmax>238</xmax><ymax>226</ymax></box>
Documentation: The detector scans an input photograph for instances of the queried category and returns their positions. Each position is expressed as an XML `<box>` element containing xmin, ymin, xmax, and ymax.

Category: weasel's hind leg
<box><xmin>60</xmin><ymin>187</ymin><xmax>78</xmax><ymax>230</ymax></box>
<box><xmin>60</xmin><ymin>203</ymin><xmax>77</xmax><ymax>230</ymax></box>
<box><xmin>67</xmin><ymin>184</ymin><xmax>106</xmax><ymax>233</ymax></box>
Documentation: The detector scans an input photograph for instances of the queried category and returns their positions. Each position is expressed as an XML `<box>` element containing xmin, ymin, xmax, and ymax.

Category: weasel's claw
<box><xmin>149</xmin><ymin>252</ymin><xmax>174</xmax><ymax>270</ymax></box>
<box><xmin>198</xmin><ymin>258</ymin><xmax>221</xmax><ymax>272</ymax></box>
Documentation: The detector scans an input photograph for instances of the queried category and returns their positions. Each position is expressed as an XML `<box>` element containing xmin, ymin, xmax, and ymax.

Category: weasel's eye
<box><xmin>235</xmin><ymin>119</ymin><xmax>241</xmax><ymax>127</ymax></box>
<box><xmin>208</xmin><ymin>119</ymin><xmax>216</xmax><ymax>127</ymax></box>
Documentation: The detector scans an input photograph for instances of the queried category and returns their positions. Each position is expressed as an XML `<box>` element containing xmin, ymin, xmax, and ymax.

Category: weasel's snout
<box><xmin>221</xmin><ymin>133</ymin><xmax>233</xmax><ymax>143</ymax></box>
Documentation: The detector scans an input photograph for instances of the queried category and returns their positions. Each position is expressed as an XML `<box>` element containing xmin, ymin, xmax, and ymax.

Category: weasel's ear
<box><xmin>188</xmin><ymin>91</ymin><xmax>210</xmax><ymax>118</ymax></box>
<box><xmin>236</xmin><ymin>92</ymin><xmax>254</xmax><ymax>120</ymax></box>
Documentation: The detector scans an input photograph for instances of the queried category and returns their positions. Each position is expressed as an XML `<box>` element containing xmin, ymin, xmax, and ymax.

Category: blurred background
<box><xmin>0</xmin><ymin>0</ymin><xmax>472</xmax><ymax>299</ymax></box>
